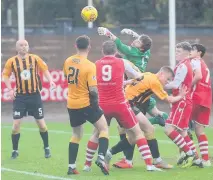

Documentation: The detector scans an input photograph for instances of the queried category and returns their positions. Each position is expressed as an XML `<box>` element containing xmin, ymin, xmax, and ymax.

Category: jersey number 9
<box><xmin>102</xmin><ymin>65</ymin><xmax>112</xmax><ymax>81</ymax></box>
<box><xmin>68</xmin><ymin>67</ymin><xmax>79</xmax><ymax>84</ymax></box>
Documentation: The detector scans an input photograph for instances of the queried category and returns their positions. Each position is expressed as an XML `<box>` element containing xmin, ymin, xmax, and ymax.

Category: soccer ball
<box><xmin>81</xmin><ymin>6</ymin><xmax>98</xmax><ymax>22</ymax></box>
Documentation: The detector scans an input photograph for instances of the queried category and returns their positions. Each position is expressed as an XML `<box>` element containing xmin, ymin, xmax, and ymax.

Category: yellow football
<box><xmin>81</xmin><ymin>6</ymin><xmax>98</xmax><ymax>22</ymax></box>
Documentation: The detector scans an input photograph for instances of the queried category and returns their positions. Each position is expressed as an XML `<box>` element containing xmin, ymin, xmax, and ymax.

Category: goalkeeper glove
<box><xmin>97</xmin><ymin>27</ymin><xmax>114</xmax><ymax>40</ymax></box>
<box><xmin>121</xmin><ymin>28</ymin><xmax>139</xmax><ymax>38</ymax></box>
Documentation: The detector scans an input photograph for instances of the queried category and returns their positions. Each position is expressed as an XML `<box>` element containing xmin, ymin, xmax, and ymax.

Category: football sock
<box><xmin>147</xmin><ymin>139</ymin><xmax>160</xmax><ymax>159</ymax></box>
<box><xmin>84</xmin><ymin>141</ymin><xmax>98</xmax><ymax>166</ymax></box>
<box><xmin>12</xmin><ymin>133</ymin><xmax>20</xmax><ymax>151</ymax></box>
<box><xmin>69</xmin><ymin>137</ymin><xmax>80</xmax><ymax>166</ymax></box>
<box><xmin>198</xmin><ymin>134</ymin><xmax>209</xmax><ymax>161</ymax></box>
<box><xmin>168</xmin><ymin>130</ymin><xmax>191</xmax><ymax>154</ymax></box>
<box><xmin>184</xmin><ymin>135</ymin><xmax>198</xmax><ymax>157</ymax></box>
<box><xmin>111</xmin><ymin>138</ymin><xmax>133</xmax><ymax>155</ymax></box>
<box><xmin>40</xmin><ymin>131</ymin><xmax>49</xmax><ymax>148</ymax></box>
<box><xmin>98</xmin><ymin>131</ymin><xmax>108</xmax><ymax>156</ymax></box>
<box><xmin>136</xmin><ymin>138</ymin><xmax>152</xmax><ymax>165</ymax></box>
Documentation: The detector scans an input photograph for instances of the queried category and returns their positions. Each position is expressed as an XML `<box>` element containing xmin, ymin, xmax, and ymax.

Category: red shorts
<box><xmin>166</xmin><ymin>100</ymin><xmax>192</xmax><ymax>130</ymax></box>
<box><xmin>191</xmin><ymin>104</ymin><xmax>211</xmax><ymax>126</ymax></box>
<box><xmin>100</xmin><ymin>102</ymin><xmax>138</xmax><ymax>129</ymax></box>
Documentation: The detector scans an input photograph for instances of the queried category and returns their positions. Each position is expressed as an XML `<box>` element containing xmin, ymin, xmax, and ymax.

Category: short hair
<box><xmin>176</xmin><ymin>41</ymin><xmax>192</xmax><ymax>51</ymax></box>
<box><xmin>102</xmin><ymin>40</ymin><xmax>117</xmax><ymax>55</ymax></box>
<box><xmin>191</xmin><ymin>43</ymin><xmax>206</xmax><ymax>57</ymax></box>
<box><xmin>76</xmin><ymin>35</ymin><xmax>90</xmax><ymax>50</ymax></box>
<box><xmin>139</xmin><ymin>34</ymin><xmax>152</xmax><ymax>52</ymax></box>
<box><xmin>159</xmin><ymin>66</ymin><xmax>175</xmax><ymax>77</ymax></box>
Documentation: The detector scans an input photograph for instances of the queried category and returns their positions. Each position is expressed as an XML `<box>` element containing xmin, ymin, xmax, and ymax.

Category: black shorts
<box><xmin>130</xmin><ymin>99</ymin><xmax>150</xmax><ymax>115</ymax></box>
<box><xmin>13</xmin><ymin>93</ymin><xmax>44</xmax><ymax>120</ymax></box>
<box><xmin>68</xmin><ymin>105</ymin><xmax>103</xmax><ymax>127</ymax></box>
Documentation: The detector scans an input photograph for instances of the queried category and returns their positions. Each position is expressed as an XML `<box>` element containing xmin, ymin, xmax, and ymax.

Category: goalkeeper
<box><xmin>97</xmin><ymin>27</ymin><xmax>171</xmax><ymax>169</ymax></box>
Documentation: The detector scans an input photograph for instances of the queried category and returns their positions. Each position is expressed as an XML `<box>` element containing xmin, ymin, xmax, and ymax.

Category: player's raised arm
<box><xmin>98</xmin><ymin>27</ymin><xmax>140</xmax><ymax>56</ymax></box>
<box><xmin>122</xmin><ymin>59</ymin><xmax>142</xmax><ymax>79</ymax></box>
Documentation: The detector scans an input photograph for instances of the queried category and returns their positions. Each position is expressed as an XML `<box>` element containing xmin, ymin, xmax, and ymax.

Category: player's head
<box><xmin>157</xmin><ymin>66</ymin><xmax>174</xmax><ymax>86</ymax></box>
<box><xmin>190</xmin><ymin>43</ymin><xmax>206</xmax><ymax>58</ymax></box>
<box><xmin>131</xmin><ymin>34</ymin><xmax>152</xmax><ymax>52</ymax></box>
<box><xmin>16</xmin><ymin>39</ymin><xmax>29</xmax><ymax>55</ymax></box>
<box><xmin>175</xmin><ymin>41</ymin><xmax>192</xmax><ymax>61</ymax></box>
<box><xmin>75</xmin><ymin>35</ymin><xmax>91</xmax><ymax>52</ymax></box>
<box><xmin>102</xmin><ymin>40</ymin><xmax>117</xmax><ymax>56</ymax></box>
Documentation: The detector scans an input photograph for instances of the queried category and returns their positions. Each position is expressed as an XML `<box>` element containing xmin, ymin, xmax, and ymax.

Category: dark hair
<box><xmin>115</xmin><ymin>53</ymin><xmax>123</xmax><ymax>58</ymax></box>
<box><xmin>76</xmin><ymin>35</ymin><xmax>90</xmax><ymax>50</ymax></box>
<box><xmin>176</xmin><ymin>41</ymin><xmax>192</xmax><ymax>51</ymax></box>
<box><xmin>140</xmin><ymin>34</ymin><xmax>152</xmax><ymax>52</ymax></box>
<box><xmin>102</xmin><ymin>40</ymin><xmax>117</xmax><ymax>55</ymax></box>
<box><xmin>191</xmin><ymin>43</ymin><xmax>206</xmax><ymax>57</ymax></box>
<box><xmin>160</xmin><ymin>66</ymin><xmax>175</xmax><ymax>77</ymax></box>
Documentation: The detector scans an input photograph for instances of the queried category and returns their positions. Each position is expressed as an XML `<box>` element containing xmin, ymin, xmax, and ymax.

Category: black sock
<box><xmin>40</xmin><ymin>131</ymin><xmax>49</xmax><ymax>148</ymax></box>
<box><xmin>98</xmin><ymin>137</ymin><xmax>108</xmax><ymax>156</ymax></box>
<box><xmin>120</xmin><ymin>134</ymin><xmax>129</xmax><ymax>157</ymax></box>
<box><xmin>147</xmin><ymin>139</ymin><xmax>160</xmax><ymax>159</ymax></box>
<box><xmin>120</xmin><ymin>134</ymin><xmax>126</xmax><ymax>140</ymax></box>
<box><xmin>111</xmin><ymin>138</ymin><xmax>133</xmax><ymax>155</ymax></box>
<box><xmin>12</xmin><ymin>133</ymin><xmax>20</xmax><ymax>151</ymax></box>
<box><xmin>125</xmin><ymin>144</ymin><xmax>135</xmax><ymax>161</ymax></box>
<box><xmin>69</xmin><ymin>142</ymin><xmax>79</xmax><ymax>165</ymax></box>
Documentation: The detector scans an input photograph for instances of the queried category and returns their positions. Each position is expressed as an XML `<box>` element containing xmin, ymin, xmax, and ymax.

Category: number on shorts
<box><xmin>205</xmin><ymin>68</ymin><xmax>210</xmax><ymax>83</ymax></box>
<box><xmin>38</xmin><ymin>108</ymin><xmax>43</xmax><ymax>116</ymax></box>
<box><xmin>102</xmin><ymin>65</ymin><xmax>112</xmax><ymax>81</ymax></box>
<box><xmin>68</xmin><ymin>67</ymin><xmax>80</xmax><ymax>84</ymax></box>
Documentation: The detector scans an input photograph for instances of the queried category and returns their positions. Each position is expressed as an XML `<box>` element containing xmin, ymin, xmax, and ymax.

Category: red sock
<box><xmin>136</xmin><ymin>138</ymin><xmax>152</xmax><ymax>165</ymax></box>
<box><xmin>184</xmin><ymin>136</ymin><xmax>198</xmax><ymax>158</ymax></box>
<box><xmin>168</xmin><ymin>130</ymin><xmax>191</xmax><ymax>154</ymax></box>
<box><xmin>84</xmin><ymin>141</ymin><xmax>98</xmax><ymax>166</ymax></box>
<box><xmin>198</xmin><ymin>134</ymin><xmax>209</xmax><ymax>161</ymax></box>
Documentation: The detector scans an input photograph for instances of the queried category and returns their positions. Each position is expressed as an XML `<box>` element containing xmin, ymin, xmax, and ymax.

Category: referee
<box><xmin>2</xmin><ymin>39</ymin><xmax>56</xmax><ymax>159</ymax></box>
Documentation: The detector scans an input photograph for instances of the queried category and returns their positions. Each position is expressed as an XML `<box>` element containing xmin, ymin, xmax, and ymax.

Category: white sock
<box><xmin>154</xmin><ymin>157</ymin><xmax>162</xmax><ymax>163</ymax></box>
<box><xmin>186</xmin><ymin>150</ymin><xmax>193</xmax><ymax>156</ymax></box>
<box><xmin>68</xmin><ymin>164</ymin><xmax>76</xmax><ymax>169</ymax></box>
<box><xmin>125</xmin><ymin>160</ymin><xmax>133</xmax><ymax>165</ymax></box>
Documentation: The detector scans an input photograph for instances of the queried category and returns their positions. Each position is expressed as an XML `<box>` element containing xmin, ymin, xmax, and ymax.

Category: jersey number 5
<box><xmin>68</xmin><ymin>67</ymin><xmax>79</xmax><ymax>84</ymax></box>
<box><xmin>102</xmin><ymin>65</ymin><xmax>112</xmax><ymax>81</ymax></box>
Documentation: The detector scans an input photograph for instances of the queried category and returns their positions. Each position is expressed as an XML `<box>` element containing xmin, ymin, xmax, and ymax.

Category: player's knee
<box><xmin>164</xmin><ymin>125</ymin><xmax>173</xmax><ymax>136</ymax></box>
<box><xmin>145</xmin><ymin>126</ymin><xmax>155</xmax><ymax>140</ymax></box>
<box><xmin>39</xmin><ymin>126</ymin><xmax>48</xmax><ymax>132</ymax></box>
<box><xmin>194</xmin><ymin>124</ymin><xmax>204</xmax><ymax>137</ymax></box>
<box><xmin>99</xmin><ymin>130</ymin><xmax>109</xmax><ymax>139</ymax></box>
<box><xmin>70</xmin><ymin>136</ymin><xmax>81</xmax><ymax>144</ymax></box>
<box><xmin>117</xmin><ymin>125</ymin><xmax>125</xmax><ymax>134</ymax></box>
<box><xmin>12</xmin><ymin>121</ymin><xmax>21</xmax><ymax>134</ymax></box>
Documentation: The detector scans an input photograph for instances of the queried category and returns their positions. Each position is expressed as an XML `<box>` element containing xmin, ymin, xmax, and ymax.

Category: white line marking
<box><xmin>2</xmin><ymin>126</ymin><xmax>213</xmax><ymax>149</ymax></box>
<box><xmin>1</xmin><ymin>167</ymin><xmax>74</xmax><ymax>180</ymax></box>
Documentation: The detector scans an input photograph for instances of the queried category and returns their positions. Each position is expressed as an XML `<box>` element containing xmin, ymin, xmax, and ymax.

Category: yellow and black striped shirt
<box><xmin>2</xmin><ymin>54</ymin><xmax>48</xmax><ymax>94</ymax></box>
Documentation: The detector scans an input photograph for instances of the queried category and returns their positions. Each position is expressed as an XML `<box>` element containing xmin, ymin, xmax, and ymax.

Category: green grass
<box><xmin>1</xmin><ymin>121</ymin><xmax>213</xmax><ymax>180</ymax></box>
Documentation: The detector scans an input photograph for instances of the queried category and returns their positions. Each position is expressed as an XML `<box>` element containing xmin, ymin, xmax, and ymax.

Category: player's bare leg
<box><xmin>36</xmin><ymin>118</ymin><xmax>51</xmax><ymax>158</ymax></box>
<box><xmin>194</xmin><ymin>122</ymin><xmax>211</xmax><ymax>167</ymax></box>
<box><xmin>105</xmin><ymin>124</ymin><xmax>162</xmax><ymax>172</ymax></box>
<box><xmin>11</xmin><ymin>119</ymin><xmax>22</xmax><ymax>159</ymax></box>
<box><xmin>165</xmin><ymin>125</ymin><xmax>196</xmax><ymax>168</ymax></box>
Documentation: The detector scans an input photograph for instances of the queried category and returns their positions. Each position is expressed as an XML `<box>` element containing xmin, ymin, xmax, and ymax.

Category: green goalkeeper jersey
<box><xmin>115</xmin><ymin>38</ymin><xmax>151</xmax><ymax>72</ymax></box>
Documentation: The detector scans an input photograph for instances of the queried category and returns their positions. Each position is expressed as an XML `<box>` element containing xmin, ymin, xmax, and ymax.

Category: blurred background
<box><xmin>1</xmin><ymin>0</ymin><xmax>213</xmax><ymax>123</ymax></box>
